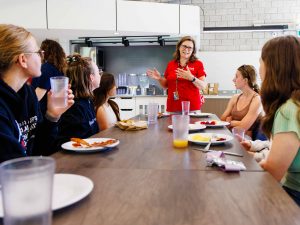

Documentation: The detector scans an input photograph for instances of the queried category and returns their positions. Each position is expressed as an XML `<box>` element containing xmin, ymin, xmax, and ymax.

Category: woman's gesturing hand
<box><xmin>146</xmin><ymin>68</ymin><xmax>161</xmax><ymax>80</ymax></box>
<box><xmin>176</xmin><ymin>66</ymin><xmax>194</xmax><ymax>81</ymax></box>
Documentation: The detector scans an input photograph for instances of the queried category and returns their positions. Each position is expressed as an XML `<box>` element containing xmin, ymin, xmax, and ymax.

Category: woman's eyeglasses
<box><xmin>24</xmin><ymin>50</ymin><xmax>45</xmax><ymax>59</ymax></box>
<box><xmin>180</xmin><ymin>45</ymin><xmax>193</xmax><ymax>51</ymax></box>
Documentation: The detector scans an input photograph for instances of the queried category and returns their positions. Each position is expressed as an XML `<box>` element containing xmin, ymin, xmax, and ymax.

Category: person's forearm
<box><xmin>191</xmin><ymin>77</ymin><xmax>207</xmax><ymax>90</ymax></box>
<box><xmin>158</xmin><ymin>77</ymin><xmax>168</xmax><ymax>88</ymax></box>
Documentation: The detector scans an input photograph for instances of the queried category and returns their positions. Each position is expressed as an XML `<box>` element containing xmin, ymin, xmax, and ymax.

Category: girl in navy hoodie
<box><xmin>57</xmin><ymin>54</ymin><xmax>101</xmax><ymax>143</ymax></box>
<box><xmin>0</xmin><ymin>24</ymin><xmax>74</xmax><ymax>162</ymax></box>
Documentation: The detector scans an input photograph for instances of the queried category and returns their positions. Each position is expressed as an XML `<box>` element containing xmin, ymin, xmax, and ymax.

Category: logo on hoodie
<box><xmin>16</xmin><ymin>116</ymin><xmax>38</xmax><ymax>148</ymax></box>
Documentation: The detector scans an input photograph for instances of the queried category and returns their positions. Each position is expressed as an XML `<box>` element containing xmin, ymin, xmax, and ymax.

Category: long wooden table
<box><xmin>52</xmin><ymin>115</ymin><xmax>300</xmax><ymax>225</ymax></box>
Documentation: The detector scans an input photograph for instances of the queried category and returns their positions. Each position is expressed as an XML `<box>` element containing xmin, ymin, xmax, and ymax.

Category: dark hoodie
<box><xmin>57</xmin><ymin>98</ymin><xmax>99</xmax><ymax>144</ymax></box>
<box><xmin>0</xmin><ymin>79</ymin><xmax>58</xmax><ymax>163</ymax></box>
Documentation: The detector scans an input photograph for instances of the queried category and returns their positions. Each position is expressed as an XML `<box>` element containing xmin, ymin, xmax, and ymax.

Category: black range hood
<box><xmin>70</xmin><ymin>35</ymin><xmax>180</xmax><ymax>47</ymax></box>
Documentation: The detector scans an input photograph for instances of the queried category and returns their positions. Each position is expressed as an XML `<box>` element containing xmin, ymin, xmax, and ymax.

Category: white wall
<box><xmin>198</xmin><ymin>51</ymin><xmax>261</xmax><ymax>90</ymax></box>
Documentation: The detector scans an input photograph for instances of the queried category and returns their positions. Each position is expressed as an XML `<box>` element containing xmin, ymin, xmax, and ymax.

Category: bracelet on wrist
<box><xmin>191</xmin><ymin>77</ymin><xmax>196</xmax><ymax>83</ymax></box>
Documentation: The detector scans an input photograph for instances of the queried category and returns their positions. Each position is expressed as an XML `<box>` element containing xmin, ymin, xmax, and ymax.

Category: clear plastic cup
<box><xmin>172</xmin><ymin>115</ymin><xmax>189</xmax><ymax>148</ymax></box>
<box><xmin>181</xmin><ymin>101</ymin><xmax>190</xmax><ymax>115</ymax></box>
<box><xmin>148</xmin><ymin>103</ymin><xmax>159</xmax><ymax>124</ymax></box>
<box><xmin>0</xmin><ymin>157</ymin><xmax>55</xmax><ymax>225</ymax></box>
<box><xmin>232</xmin><ymin>127</ymin><xmax>245</xmax><ymax>141</ymax></box>
<box><xmin>50</xmin><ymin>76</ymin><xmax>69</xmax><ymax>108</ymax></box>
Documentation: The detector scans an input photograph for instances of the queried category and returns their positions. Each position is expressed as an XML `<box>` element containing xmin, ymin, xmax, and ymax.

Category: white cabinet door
<box><xmin>135</xmin><ymin>97</ymin><xmax>167</xmax><ymax>115</ymax></box>
<box><xmin>180</xmin><ymin>5</ymin><xmax>200</xmax><ymax>36</ymax></box>
<box><xmin>117</xmin><ymin>0</ymin><xmax>179</xmax><ymax>34</ymax></box>
<box><xmin>112</xmin><ymin>97</ymin><xmax>136</xmax><ymax>120</ymax></box>
<box><xmin>0</xmin><ymin>0</ymin><xmax>47</xmax><ymax>29</ymax></box>
<box><xmin>47</xmin><ymin>0</ymin><xmax>116</xmax><ymax>30</ymax></box>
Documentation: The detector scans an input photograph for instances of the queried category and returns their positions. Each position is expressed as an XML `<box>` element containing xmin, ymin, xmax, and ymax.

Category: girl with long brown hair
<box><xmin>259</xmin><ymin>35</ymin><xmax>300</xmax><ymax>206</ymax></box>
<box><xmin>57</xmin><ymin>54</ymin><xmax>101</xmax><ymax>142</ymax></box>
<box><xmin>31</xmin><ymin>39</ymin><xmax>67</xmax><ymax>115</ymax></box>
<box><xmin>221</xmin><ymin>64</ymin><xmax>263</xmax><ymax>139</ymax></box>
<box><xmin>94</xmin><ymin>73</ymin><xmax>120</xmax><ymax>130</ymax></box>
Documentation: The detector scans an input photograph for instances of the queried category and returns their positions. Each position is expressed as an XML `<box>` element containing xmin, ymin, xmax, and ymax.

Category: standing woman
<box><xmin>221</xmin><ymin>65</ymin><xmax>263</xmax><ymax>139</ymax></box>
<box><xmin>31</xmin><ymin>39</ymin><xmax>67</xmax><ymax>114</ymax></box>
<box><xmin>147</xmin><ymin>36</ymin><xmax>207</xmax><ymax>113</ymax></box>
<box><xmin>94</xmin><ymin>72</ymin><xmax>121</xmax><ymax>130</ymax></box>
<box><xmin>0</xmin><ymin>24</ymin><xmax>74</xmax><ymax>162</ymax></box>
<box><xmin>259</xmin><ymin>36</ymin><xmax>300</xmax><ymax>206</ymax></box>
<box><xmin>58</xmin><ymin>54</ymin><xmax>101</xmax><ymax>143</ymax></box>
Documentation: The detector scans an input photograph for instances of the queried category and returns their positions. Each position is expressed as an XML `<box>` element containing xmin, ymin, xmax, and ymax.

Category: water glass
<box><xmin>147</xmin><ymin>103</ymin><xmax>159</xmax><ymax>124</ymax></box>
<box><xmin>50</xmin><ymin>76</ymin><xmax>69</xmax><ymax>108</ymax></box>
<box><xmin>0</xmin><ymin>157</ymin><xmax>55</xmax><ymax>225</ymax></box>
<box><xmin>232</xmin><ymin>127</ymin><xmax>245</xmax><ymax>141</ymax></box>
<box><xmin>172</xmin><ymin>115</ymin><xmax>189</xmax><ymax>148</ymax></box>
<box><xmin>181</xmin><ymin>101</ymin><xmax>190</xmax><ymax>115</ymax></box>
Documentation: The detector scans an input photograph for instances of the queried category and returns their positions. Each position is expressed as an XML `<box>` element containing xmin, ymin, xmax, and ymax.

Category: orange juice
<box><xmin>173</xmin><ymin>139</ymin><xmax>188</xmax><ymax>148</ymax></box>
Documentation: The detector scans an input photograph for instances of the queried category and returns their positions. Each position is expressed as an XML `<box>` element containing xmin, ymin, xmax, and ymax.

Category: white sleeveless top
<box><xmin>103</xmin><ymin>103</ymin><xmax>117</xmax><ymax>127</ymax></box>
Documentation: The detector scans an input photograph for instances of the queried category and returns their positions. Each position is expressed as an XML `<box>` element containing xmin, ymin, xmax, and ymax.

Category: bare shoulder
<box><xmin>230</xmin><ymin>94</ymin><xmax>240</xmax><ymax>102</ymax></box>
<box><xmin>252</xmin><ymin>94</ymin><xmax>262</xmax><ymax>104</ymax></box>
<box><xmin>96</xmin><ymin>105</ymin><xmax>106</xmax><ymax>114</ymax></box>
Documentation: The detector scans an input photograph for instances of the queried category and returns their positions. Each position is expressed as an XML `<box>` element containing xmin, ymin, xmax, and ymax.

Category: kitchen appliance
<box><xmin>80</xmin><ymin>47</ymin><xmax>97</xmax><ymax>64</ymax></box>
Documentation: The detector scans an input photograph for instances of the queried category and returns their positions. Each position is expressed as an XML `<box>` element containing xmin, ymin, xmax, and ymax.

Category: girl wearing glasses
<box><xmin>147</xmin><ymin>36</ymin><xmax>207</xmax><ymax>113</ymax></box>
<box><xmin>258</xmin><ymin>36</ymin><xmax>300</xmax><ymax>206</ymax></box>
<box><xmin>57</xmin><ymin>54</ymin><xmax>100</xmax><ymax>142</ymax></box>
<box><xmin>221</xmin><ymin>64</ymin><xmax>263</xmax><ymax>139</ymax></box>
<box><xmin>0</xmin><ymin>24</ymin><xmax>74</xmax><ymax>162</ymax></box>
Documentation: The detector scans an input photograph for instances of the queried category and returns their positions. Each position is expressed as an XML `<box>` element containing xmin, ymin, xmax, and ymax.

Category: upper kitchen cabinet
<box><xmin>0</xmin><ymin>0</ymin><xmax>47</xmax><ymax>29</ymax></box>
<box><xmin>117</xmin><ymin>1</ymin><xmax>179</xmax><ymax>35</ymax></box>
<box><xmin>47</xmin><ymin>0</ymin><xmax>116</xmax><ymax>31</ymax></box>
<box><xmin>180</xmin><ymin>5</ymin><xmax>200</xmax><ymax>36</ymax></box>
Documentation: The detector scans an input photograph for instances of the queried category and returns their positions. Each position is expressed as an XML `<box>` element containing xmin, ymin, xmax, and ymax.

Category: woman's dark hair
<box><xmin>237</xmin><ymin>64</ymin><xmax>259</xmax><ymax>93</ymax></box>
<box><xmin>40</xmin><ymin>39</ymin><xmax>66</xmax><ymax>73</ymax></box>
<box><xmin>260</xmin><ymin>35</ymin><xmax>300</xmax><ymax>138</ymax></box>
<box><xmin>173</xmin><ymin>36</ymin><xmax>198</xmax><ymax>62</ymax></box>
<box><xmin>66</xmin><ymin>54</ymin><xmax>94</xmax><ymax>99</ymax></box>
<box><xmin>93</xmin><ymin>72</ymin><xmax>120</xmax><ymax>121</ymax></box>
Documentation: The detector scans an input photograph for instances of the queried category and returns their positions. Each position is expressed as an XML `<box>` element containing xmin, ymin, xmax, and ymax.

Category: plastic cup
<box><xmin>148</xmin><ymin>103</ymin><xmax>159</xmax><ymax>124</ymax></box>
<box><xmin>0</xmin><ymin>157</ymin><xmax>55</xmax><ymax>225</ymax></box>
<box><xmin>181</xmin><ymin>101</ymin><xmax>190</xmax><ymax>115</ymax></box>
<box><xmin>172</xmin><ymin>115</ymin><xmax>189</xmax><ymax>148</ymax></box>
<box><xmin>232</xmin><ymin>127</ymin><xmax>245</xmax><ymax>141</ymax></box>
<box><xmin>50</xmin><ymin>76</ymin><xmax>69</xmax><ymax>108</ymax></box>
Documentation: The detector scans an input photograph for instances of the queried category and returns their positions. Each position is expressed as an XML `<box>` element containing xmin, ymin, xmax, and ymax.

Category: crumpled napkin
<box><xmin>115</xmin><ymin>120</ymin><xmax>148</xmax><ymax>131</ymax></box>
<box><xmin>206</xmin><ymin>151</ymin><xmax>246</xmax><ymax>172</ymax></box>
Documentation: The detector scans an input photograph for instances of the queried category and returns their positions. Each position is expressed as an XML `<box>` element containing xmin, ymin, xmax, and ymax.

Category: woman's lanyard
<box><xmin>173</xmin><ymin>62</ymin><xmax>187</xmax><ymax>101</ymax></box>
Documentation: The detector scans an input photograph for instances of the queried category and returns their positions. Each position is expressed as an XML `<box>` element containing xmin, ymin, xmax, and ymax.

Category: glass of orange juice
<box><xmin>172</xmin><ymin>115</ymin><xmax>189</xmax><ymax>148</ymax></box>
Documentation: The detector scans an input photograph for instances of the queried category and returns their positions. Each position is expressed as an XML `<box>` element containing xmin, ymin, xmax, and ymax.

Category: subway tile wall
<box><xmin>129</xmin><ymin>0</ymin><xmax>300</xmax><ymax>51</ymax></box>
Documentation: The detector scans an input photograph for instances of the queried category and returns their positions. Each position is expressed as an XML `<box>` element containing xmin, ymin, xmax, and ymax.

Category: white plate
<box><xmin>168</xmin><ymin>124</ymin><xmax>206</xmax><ymax>131</ymax></box>
<box><xmin>195</xmin><ymin>120</ymin><xmax>230</xmax><ymax>127</ymax></box>
<box><xmin>0</xmin><ymin>174</ymin><xmax>94</xmax><ymax>217</ymax></box>
<box><xmin>189</xmin><ymin>112</ymin><xmax>212</xmax><ymax>118</ymax></box>
<box><xmin>188</xmin><ymin>133</ymin><xmax>233</xmax><ymax>145</ymax></box>
<box><xmin>61</xmin><ymin>138</ymin><xmax>119</xmax><ymax>153</ymax></box>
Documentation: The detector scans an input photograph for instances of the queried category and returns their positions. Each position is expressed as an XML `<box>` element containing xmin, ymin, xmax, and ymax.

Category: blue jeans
<box><xmin>283</xmin><ymin>186</ymin><xmax>300</xmax><ymax>207</ymax></box>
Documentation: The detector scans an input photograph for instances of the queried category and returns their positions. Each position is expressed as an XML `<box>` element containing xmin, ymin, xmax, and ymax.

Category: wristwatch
<box><xmin>191</xmin><ymin>77</ymin><xmax>196</xmax><ymax>83</ymax></box>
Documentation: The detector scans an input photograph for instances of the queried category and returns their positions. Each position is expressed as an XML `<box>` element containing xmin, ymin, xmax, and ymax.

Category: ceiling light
<box><xmin>203</xmin><ymin>25</ymin><xmax>288</xmax><ymax>33</ymax></box>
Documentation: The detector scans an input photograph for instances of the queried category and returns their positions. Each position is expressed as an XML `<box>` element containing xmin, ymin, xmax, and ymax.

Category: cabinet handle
<box><xmin>120</xmin><ymin>97</ymin><xmax>133</xmax><ymax>99</ymax></box>
<box><xmin>120</xmin><ymin>109</ymin><xmax>133</xmax><ymax>111</ymax></box>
